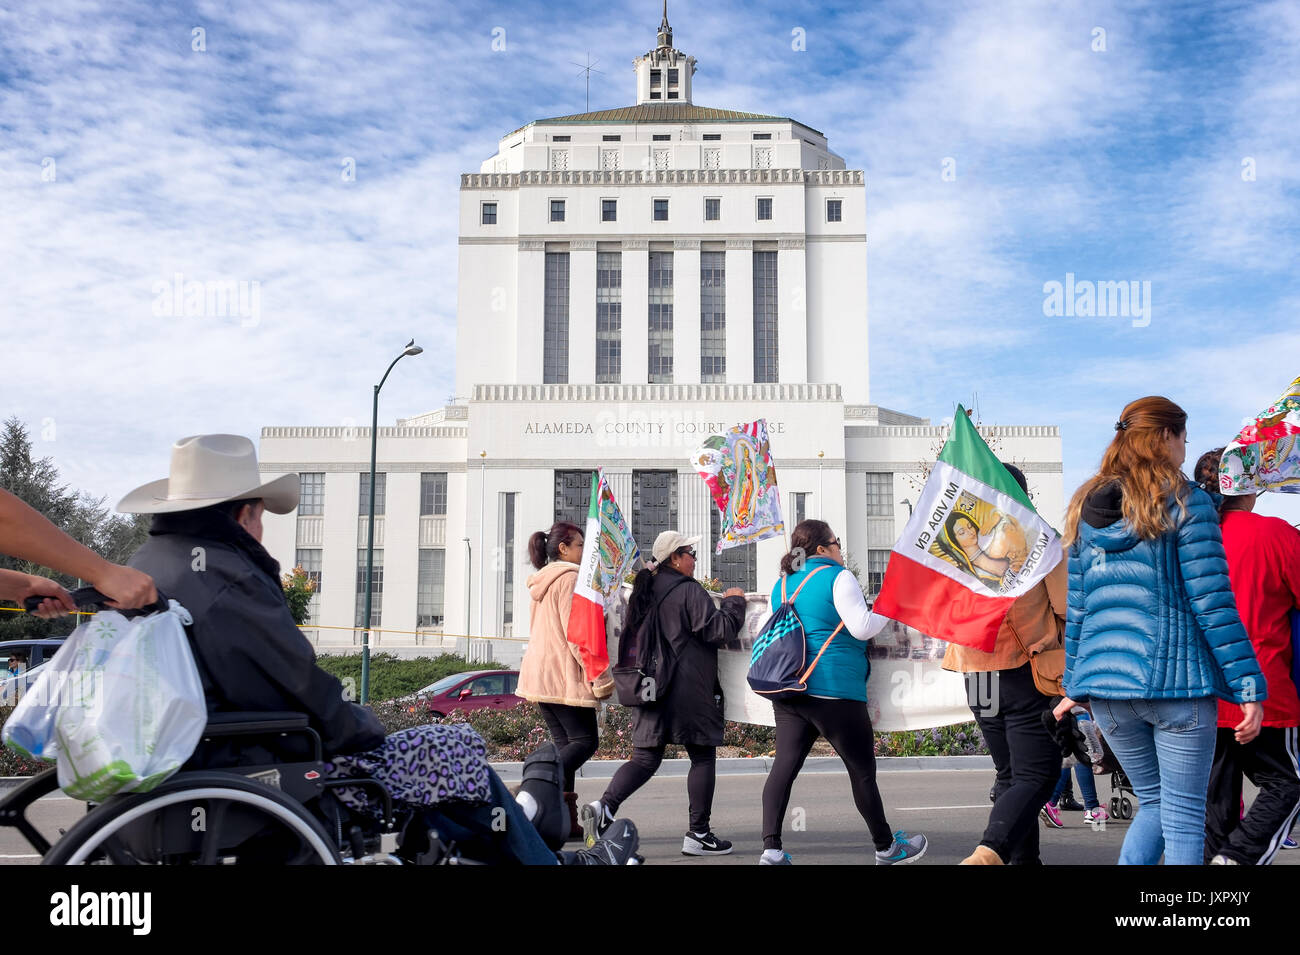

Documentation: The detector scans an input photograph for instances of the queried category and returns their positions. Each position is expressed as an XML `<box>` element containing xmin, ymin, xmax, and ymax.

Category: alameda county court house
<box><xmin>257</xmin><ymin>11</ymin><xmax>1063</xmax><ymax>664</ymax></box>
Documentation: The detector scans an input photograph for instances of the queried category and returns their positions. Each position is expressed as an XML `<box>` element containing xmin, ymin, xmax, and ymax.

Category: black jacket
<box><xmin>629</xmin><ymin>567</ymin><xmax>746</xmax><ymax>747</ymax></box>
<box><xmin>128</xmin><ymin>510</ymin><xmax>385</xmax><ymax>757</ymax></box>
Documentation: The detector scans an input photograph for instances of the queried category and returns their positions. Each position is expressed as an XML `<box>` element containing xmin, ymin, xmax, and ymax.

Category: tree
<box><xmin>0</xmin><ymin>417</ymin><xmax>150</xmax><ymax>639</ymax></box>
<box><xmin>282</xmin><ymin>567</ymin><xmax>316</xmax><ymax>626</ymax></box>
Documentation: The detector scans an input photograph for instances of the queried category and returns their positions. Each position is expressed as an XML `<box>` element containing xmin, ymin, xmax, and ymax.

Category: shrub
<box><xmin>314</xmin><ymin>652</ymin><xmax>498</xmax><ymax>703</ymax></box>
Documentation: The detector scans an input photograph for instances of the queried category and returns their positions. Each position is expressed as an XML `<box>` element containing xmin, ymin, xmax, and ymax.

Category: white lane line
<box><xmin>0</xmin><ymin>854</ymin><xmax>41</xmax><ymax>859</ymax></box>
<box><xmin>896</xmin><ymin>805</ymin><xmax>990</xmax><ymax>811</ymax></box>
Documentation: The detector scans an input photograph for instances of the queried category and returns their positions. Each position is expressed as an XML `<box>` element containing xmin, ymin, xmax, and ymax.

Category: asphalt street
<box><xmin>3</xmin><ymin>767</ymin><xmax>1291</xmax><ymax>865</ymax></box>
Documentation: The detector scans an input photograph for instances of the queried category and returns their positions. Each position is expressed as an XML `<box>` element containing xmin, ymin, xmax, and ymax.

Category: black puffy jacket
<box><xmin>128</xmin><ymin>509</ymin><xmax>385</xmax><ymax>757</ymax></box>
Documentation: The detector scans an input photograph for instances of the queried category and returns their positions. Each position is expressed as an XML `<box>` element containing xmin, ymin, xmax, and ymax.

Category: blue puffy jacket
<box><xmin>1063</xmin><ymin>481</ymin><xmax>1264</xmax><ymax>704</ymax></box>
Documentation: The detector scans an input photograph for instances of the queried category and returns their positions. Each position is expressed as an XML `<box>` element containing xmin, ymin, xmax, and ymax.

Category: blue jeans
<box><xmin>1093</xmin><ymin>697</ymin><xmax>1217</xmax><ymax>865</ymax></box>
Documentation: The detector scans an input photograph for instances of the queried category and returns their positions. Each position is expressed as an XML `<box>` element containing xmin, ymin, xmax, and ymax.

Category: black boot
<box><xmin>519</xmin><ymin>742</ymin><xmax>566</xmax><ymax>851</ymax></box>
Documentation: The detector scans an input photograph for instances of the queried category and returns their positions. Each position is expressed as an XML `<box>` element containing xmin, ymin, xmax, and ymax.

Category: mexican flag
<box><xmin>868</xmin><ymin>407</ymin><xmax>1063</xmax><ymax>652</ymax></box>
<box><xmin>568</xmin><ymin>470</ymin><xmax>640</xmax><ymax>678</ymax></box>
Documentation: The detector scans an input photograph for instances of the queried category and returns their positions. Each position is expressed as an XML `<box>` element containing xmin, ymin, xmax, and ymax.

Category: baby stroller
<box><xmin>1079</xmin><ymin>720</ymin><xmax>1134</xmax><ymax>819</ymax></box>
<box><xmin>1046</xmin><ymin>708</ymin><xmax>1135</xmax><ymax>819</ymax></box>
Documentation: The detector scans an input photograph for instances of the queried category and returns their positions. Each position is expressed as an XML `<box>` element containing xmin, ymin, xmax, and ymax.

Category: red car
<box><xmin>411</xmin><ymin>669</ymin><xmax>522</xmax><ymax>718</ymax></box>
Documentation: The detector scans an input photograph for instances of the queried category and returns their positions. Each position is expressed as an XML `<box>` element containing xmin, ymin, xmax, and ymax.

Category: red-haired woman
<box><xmin>518</xmin><ymin>521</ymin><xmax>614</xmax><ymax>837</ymax></box>
<box><xmin>1056</xmin><ymin>397</ymin><xmax>1265</xmax><ymax>864</ymax></box>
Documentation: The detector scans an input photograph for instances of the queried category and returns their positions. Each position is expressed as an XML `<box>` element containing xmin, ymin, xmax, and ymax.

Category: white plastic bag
<box><xmin>3</xmin><ymin>600</ymin><xmax>206</xmax><ymax>800</ymax></box>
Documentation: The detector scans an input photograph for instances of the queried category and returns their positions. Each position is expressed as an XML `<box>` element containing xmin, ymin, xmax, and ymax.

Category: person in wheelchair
<box><xmin>118</xmin><ymin>434</ymin><xmax>637</xmax><ymax>865</ymax></box>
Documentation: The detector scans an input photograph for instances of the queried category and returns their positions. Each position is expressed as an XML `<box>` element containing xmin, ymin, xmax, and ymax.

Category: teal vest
<box><xmin>768</xmin><ymin>557</ymin><xmax>870</xmax><ymax>702</ymax></box>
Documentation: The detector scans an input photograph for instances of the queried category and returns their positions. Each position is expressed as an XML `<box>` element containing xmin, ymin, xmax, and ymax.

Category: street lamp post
<box><xmin>361</xmin><ymin>340</ymin><xmax>422</xmax><ymax>704</ymax></box>
<box><xmin>478</xmin><ymin>450</ymin><xmax>486</xmax><ymax>657</ymax></box>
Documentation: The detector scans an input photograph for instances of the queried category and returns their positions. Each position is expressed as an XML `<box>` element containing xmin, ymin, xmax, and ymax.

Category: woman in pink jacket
<box><xmin>518</xmin><ymin>521</ymin><xmax>614</xmax><ymax>837</ymax></box>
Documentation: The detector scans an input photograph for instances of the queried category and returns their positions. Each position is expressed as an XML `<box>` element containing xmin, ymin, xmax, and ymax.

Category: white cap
<box><xmin>651</xmin><ymin>530</ymin><xmax>702</xmax><ymax>564</ymax></box>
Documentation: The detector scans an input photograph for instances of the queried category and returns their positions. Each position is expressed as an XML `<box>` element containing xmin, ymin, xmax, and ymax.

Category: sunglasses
<box><xmin>677</xmin><ymin>548</ymin><xmax>697</xmax><ymax>559</ymax></box>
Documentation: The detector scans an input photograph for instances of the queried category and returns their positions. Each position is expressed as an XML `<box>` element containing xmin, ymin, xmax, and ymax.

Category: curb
<box><xmin>491</xmin><ymin>754</ymin><xmax>994</xmax><ymax>780</ymax></box>
<box><xmin>0</xmin><ymin>755</ymin><xmax>993</xmax><ymax>790</ymax></box>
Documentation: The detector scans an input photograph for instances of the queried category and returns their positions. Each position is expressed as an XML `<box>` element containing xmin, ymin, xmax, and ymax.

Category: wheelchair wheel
<box><xmin>42</xmin><ymin>772</ymin><xmax>341</xmax><ymax>865</ymax></box>
<box><xmin>1119</xmin><ymin>797</ymin><xmax>1133</xmax><ymax>820</ymax></box>
<box><xmin>1110</xmin><ymin>796</ymin><xmax>1120</xmax><ymax>817</ymax></box>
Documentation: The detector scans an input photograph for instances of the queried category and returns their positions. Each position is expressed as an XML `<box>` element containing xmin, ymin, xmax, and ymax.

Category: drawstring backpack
<box><xmin>747</xmin><ymin>565</ymin><xmax>844</xmax><ymax>700</ymax></box>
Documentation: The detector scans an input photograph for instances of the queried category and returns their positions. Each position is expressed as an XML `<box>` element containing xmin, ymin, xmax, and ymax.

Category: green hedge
<box><xmin>314</xmin><ymin>652</ymin><xmax>499</xmax><ymax>703</ymax></box>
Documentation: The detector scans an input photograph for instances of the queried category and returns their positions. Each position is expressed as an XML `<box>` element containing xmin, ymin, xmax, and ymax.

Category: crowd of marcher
<box><xmin>1</xmin><ymin>393</ymin><xmax>1296</xmax><ymax>865</ymax></box>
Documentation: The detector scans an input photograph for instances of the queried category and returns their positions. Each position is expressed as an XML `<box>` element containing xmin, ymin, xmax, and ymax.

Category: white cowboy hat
<box><xmin>118</xmin><ymin>434</ymin><xmax>299</xmax><ymax>515</ymax></box>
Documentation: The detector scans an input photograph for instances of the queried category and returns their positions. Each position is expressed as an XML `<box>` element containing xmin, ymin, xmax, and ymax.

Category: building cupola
<box><xmin>634</xmin><ymin>1</ymin><xmax>696</xmax><ymax>105</ymax></box>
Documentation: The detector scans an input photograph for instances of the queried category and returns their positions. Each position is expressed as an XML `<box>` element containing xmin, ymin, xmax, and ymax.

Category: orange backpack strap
<box><xmin>786</xmin><ymin>565</ymin><xmax>828</xmax><ymax>604</ymax></box>
<box><xmin>799</xmin><ymin>622</ymin><xmax>845</xmax><ymax>682</ymax></box>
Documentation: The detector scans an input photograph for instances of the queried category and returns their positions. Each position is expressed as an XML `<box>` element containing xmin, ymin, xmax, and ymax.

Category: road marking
<box><xmin>0</xmin><ymin>854</ymin><xmax>41</xmax><ymax>859</ymax></box>
<box><xmin>896</xmin><ymin>805</ymin><xmax>990</xmax><ymax>811</ymax></box>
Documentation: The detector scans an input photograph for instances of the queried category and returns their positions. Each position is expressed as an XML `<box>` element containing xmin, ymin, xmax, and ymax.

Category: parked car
<box><xmin>410</xmin><ymin>669</ymin><xmax>521</xmax><ymax>718</ymax></box>
<box><xmin>0</xmin><ymin>638</ymin><xmax>66</xmax><ymax>704</ymax></box>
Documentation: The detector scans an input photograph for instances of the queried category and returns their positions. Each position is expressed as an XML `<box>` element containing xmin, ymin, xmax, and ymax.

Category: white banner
<box><xmin>605</xmin><ymin>584</ymin><xmax>973</xmax><ymax>731</ymax></box>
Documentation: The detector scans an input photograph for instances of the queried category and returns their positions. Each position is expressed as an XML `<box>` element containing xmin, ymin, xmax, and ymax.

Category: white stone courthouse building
<box><xmin>257</xmin><ymin>11</ymin><xmax>1063</xmax><ymax>663</ymax></box>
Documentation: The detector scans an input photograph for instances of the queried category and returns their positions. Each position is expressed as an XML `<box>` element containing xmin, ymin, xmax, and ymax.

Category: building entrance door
<box><xmin>554</xmin><ymin>470</ymin><xmax>595</xmax><ymax>527</ymax></box>
<box><xmin>632</xmin><ymin>470</ymin><xmax>677</xmax><ymax>557</ymax></box>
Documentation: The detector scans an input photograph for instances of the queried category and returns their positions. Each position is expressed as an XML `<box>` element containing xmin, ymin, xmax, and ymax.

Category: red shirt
<box><xmin>1217</xmin><ymin>510</ymin><xmax>1300</xmax><ymax>728</ymax></box>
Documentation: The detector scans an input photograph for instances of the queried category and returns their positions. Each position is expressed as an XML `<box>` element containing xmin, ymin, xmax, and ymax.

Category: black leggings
<box><xmin>602</xmin><ymin>744</ymin><xmax>717</xmax><ymax>834</ymax></box>
<box><xmin>762</xmin><ymin>696</ymin><xmax>894</xmax><ymax>852</ymax></box>
<box><xmin>537</xmin><ymin>703</ymin><xmax>599</xmax><ymax>791</ymax></box>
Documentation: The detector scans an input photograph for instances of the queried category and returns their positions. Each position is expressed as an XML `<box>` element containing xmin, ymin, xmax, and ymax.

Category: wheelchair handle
<box><xmin>23</xmin><ymin>585</ymin><xmax>170</xmax><ymax>618</ymax></box>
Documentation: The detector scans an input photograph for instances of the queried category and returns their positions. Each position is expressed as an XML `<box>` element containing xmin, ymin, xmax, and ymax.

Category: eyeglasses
<box><xmin>677</xmin><ymin>548</ymin><xmax>697</xmax><ymax>559</ymax></box>
<box><xmin>827</xmin><ymin>539</ymin><xmax>841</xmax><ymax>549</ymax></box>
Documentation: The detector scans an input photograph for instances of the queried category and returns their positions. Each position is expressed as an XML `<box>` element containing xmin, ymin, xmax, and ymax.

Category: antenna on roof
<box><xmin>570</xmin><ymin>54</ymin><xmax>605</xmax><ymax>112</ymax></box>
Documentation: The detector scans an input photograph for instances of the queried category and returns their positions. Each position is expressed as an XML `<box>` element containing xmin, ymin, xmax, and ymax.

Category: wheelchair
<box><xmin>0</xmin><ymin>711</ymin><xmax>476</xmax><ymax>865</ymax></box>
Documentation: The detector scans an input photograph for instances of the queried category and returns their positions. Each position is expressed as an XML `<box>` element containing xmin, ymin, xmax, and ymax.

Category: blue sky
<box><xmin>2</xmin><ymin>0</ymin><xmax>1297</xmax><ymax>523</ymax></box>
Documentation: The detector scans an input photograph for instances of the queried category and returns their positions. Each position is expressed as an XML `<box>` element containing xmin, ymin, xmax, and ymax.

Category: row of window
<box><xmin>555</xmin><ymin>470</ymin><xmax>892</xmax><ymax>592</ymax></box>
<box><xmin>298</xmin><ymin>472</ymin><xmax>898</xmax><ymax>629</ymax></box>
<box><xmin>300</xmin><ymin>468</ymin><xmax>891</xmax><ymax>523</ymax></box>
<box><xmin>551</xmin><ymin>133</ymin><xmax>776</xmax><ymax>142</ymax></box>
<box><xmin>298</xmin><ymin>471</ymin><xmax>448</xmax><ymax>517</ymax></box>
<box><xmin>485</xmin><ymin>198</ymin><xmax>843</xmax><ymax>225</ymax></box>
<box><xmin>545</xmin><ymin>248</ymin><xmax>778</xmax><ymax>384</ymax></box>
<box><xmin>295</xmin><ymin>546</ymin><xmax>446</xmax><ymax>630</ymax></box>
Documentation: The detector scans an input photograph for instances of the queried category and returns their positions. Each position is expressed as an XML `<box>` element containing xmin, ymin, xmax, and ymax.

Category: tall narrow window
<box><xmin>601</xmin><ymin>199</ymin><xmax>617</xmax><ymax>222</ymax></box>
<box><xmin>653</xmin><ymin>198</ymin><xmax>669</xmax><ymax>221</ymax></box>
<box><xmin>648</xmin><ymin>251</ymin><xmax>674</xmax><ymax>383</ymax></box>
<box><xmin>420</xmin><ymin>472</ymin><xmax>448</xmax><ymax>515</ymax></box>
<box><xmin>826</xmin><ymin>199</ymin><xmax>843</xmax><ymax>222</ymax></box>
<box><xmin>359</xmin><ymin>472</ymin><xmax>386</xmax><ymax>516</ymax></box>
<box><xmin>544</xmin><ymin>251</ymin><xmax>570</xmax><ymax>383</ymax></box>
<box><xmin>596</xmin><ymin>251</ymin><xmax>622</xmax><ymax>383</ymax></box>
<box><xmin>480</xmin><ymin>202</ymin><xmax>497</xmax><ymax>225</ymax></box>
<box><xmin>866</xmin><ymin>550</ymin><xmax>891</xmax><ymax>595</ymax></box>
<box><xmin>792</xmin><ymin>492</ymin><xmax>808</xmax><ymax>526</ymax></box>
<box><xmin>501</xmin><ymin>493</ymin><xmax>517</xmax><ymax>630</ymax></box>
<box><xmin>753</xmin><ymin>250</ymin><xmax>779</xmax><ymax>382</ymax></box>
<box><xmin>355</xmin><ymin>548</ymin><xmax>383</xmax><ymax>628</ymax></box>
<box><xmin>417</xmin><ymin>549</ymin><xmax>446</xmax><ymax>629</ymax></box>
<box><xmin>299</xmin><ymin>473</ymin><xmax>324</xmax><ymax>515</ymax></box>
<box><xmin>296</xmin><ymin>548</ymin><xmax>322</xmax><ymax>624</ymax></box>
<box><xmin>756</xmin><ymin>197</ymin><xmax>773</xmax><ymax>220</ymax></box>
<box><xmin>700</xmin><ymin>250</ymin><xmax>726</xmax><ymax>382</ymax></box>
<box><xmin>550</xmin><ymin>199</ymin><xmax>565</xmax><ymax>222</ymax></box>
<box><xmin>704</xmin><ymin>197</ymin><xmax>720</xmax><ymax>221</ymax></box>
<box><xmin>865</xmin><ymin>473</ymin><xmax>893</xmax><ymax>516</ymax></box>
